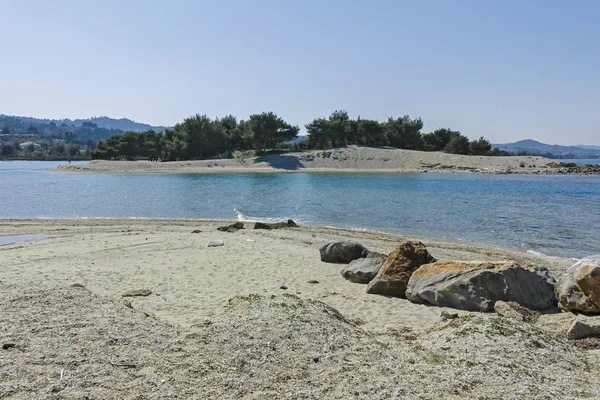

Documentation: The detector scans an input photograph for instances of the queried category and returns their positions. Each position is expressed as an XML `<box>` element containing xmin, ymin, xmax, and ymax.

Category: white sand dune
<box><xmin>55</xmin><ymin>146</ymin><xmax>554</xmax><ymax>174</ymax></box>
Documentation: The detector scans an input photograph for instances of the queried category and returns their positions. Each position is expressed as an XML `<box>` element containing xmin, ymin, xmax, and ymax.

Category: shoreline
<box><xmin>0</xmin><ymin>217</ymin><xmax>577</xmax><ymax>261</ymax></box>
<box><xmin>54</xmin><ymin>146</ymin><xmax>597</xmax><ymax>175</ymax></box>
<box><xmin>1</xmin><ymin>218</ymin><xmax>597</xmax><ymax>398</ymax></box>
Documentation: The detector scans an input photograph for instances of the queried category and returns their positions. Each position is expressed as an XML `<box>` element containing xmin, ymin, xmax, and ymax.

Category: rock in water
<box><xmin>556</xmin><ymin>256</ymin><xmax>600</xmax><ymax>313</ymax></box>
<box><xmin>567</xmin><ymin>315</ymin><xmax>600</xmax><ymax>340</ymax></box>
<box><xmin>319</xmin><ymin>242</ymin><xmax>370</xmax><ymax>264</ymax></box>
<box><xmin>366</xmin><ymin>241</ymin><xmax>436</xmax><ymax>297</ymax></box>
<box><xmin>405</xmin><ymin>261</ymin><xmax>557</xmax><ymax>311</ymax></box>
<box><xmin>341</xmin><ymin>256</ymin><xmax>385</xmax><ymax>284</ymax></box>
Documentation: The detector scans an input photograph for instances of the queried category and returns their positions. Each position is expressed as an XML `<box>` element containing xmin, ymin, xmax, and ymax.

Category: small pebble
<box><xmin>280</xmin><ymin>285</ymin><xmax>288</xmax><ymax>290</ymax></box>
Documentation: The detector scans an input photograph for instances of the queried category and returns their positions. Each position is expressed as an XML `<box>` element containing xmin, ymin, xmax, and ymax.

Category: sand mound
<box><xmin>55</xmin><ymin>146</ymin><xmax>553</xmax><ymax>174</ymax></box>
<box><xmin>2</xmin><ymin>282</ymin><xmax>598</xmax><ymax>399</ymax></box>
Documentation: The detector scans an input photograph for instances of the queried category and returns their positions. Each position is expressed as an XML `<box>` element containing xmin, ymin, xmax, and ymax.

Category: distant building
<box><xmin>19</xmin><ymin>141</ymin><xmax>41</xmax><ymax>149</ymax></box>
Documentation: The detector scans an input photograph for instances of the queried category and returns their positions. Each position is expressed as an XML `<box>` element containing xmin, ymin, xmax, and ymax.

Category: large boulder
<box><xmin>366</xmin><ymin>241</ymin><xmax>436</xmax><ymax>297</ymax></box>
<box><xmin>556</xmin><ymin>256</ymin><xmax>600</xmax><ymax>313</ymax></box>
<box><xmin>319</xmin><ymin>242</ymin><xmax>370</xmax><ymax>264</ymax></box>
<box><xmin>341</xmin><ymin>255</ymin><xmax>386</xmax><ymax>284</ymax></box>
<box><xmin>405</xmin><ymin>261</ymin><xmax>557</xmax><ymax>312</ymax></box>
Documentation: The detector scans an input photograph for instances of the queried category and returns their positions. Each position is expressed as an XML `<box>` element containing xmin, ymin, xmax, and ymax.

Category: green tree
<box><xmin>328</xmin><ymin>110</ymin><xmax>351</xmax><ymax>147</ymax></box>
<box><xmin>356</xmin><ymin>118</ymin><xmax>384</xmax><ymax>146</ymax></box>
<box><xmin>2</xmin><ymin>126</ymin><xmax>9</xmax><ymax>135</ymax></box>
<box><xmin>444</xmin><ymin>134</ymin><xmax>471</xmax><ymax>155</ymax></box>
<box><xmin>1</xmin><ymin>144</ymin><xmax>15</xmax><ymax>156</ymax></box>
<box><xmin>306</xmin><ymin>118</ymin><xmax>330</xmax><ymax>149</ymax></box>
<box><xmin>383</xmin><ymin>116</ymin><xmax>424</xmax><ymax>150</ymax></box>
<box><xmin>469</xmin><ymin>137</ymin><xmax>492</xmax><ymax>155</ymax></box>
<box><xmin>118</xmin><ymin>131</ymin><xmax>141</xmax><ymax>160</ymax></box>
<box><xmin>68</xmin><ymin>144</ymin><xmax>81</xmax><ymax>158</ymax></box>
<box><xmin>248</xmin><ymin>112</ymin><xmax>298</xmax><ymax>152</ymax></box>
<box><xmin>422</xmin><ymin>128</ymin><xmax>459</xmax><ymax>151</ymax></box>
<box><xmin>55</xmin><ymin>143</ymin><xmax>66</xmax><ymax>155</ymax></box>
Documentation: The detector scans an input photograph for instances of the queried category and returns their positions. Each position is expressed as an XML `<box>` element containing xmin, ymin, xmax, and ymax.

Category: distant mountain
<box><xmin>1</xmin><ymin>114</ymin><xmax>167</xmax><ymax>132</ymax></box>
<box><xmin>492</xmin><ymin>139</ymin><xmax>600</xmax><ymax>158</ymax></box>
<box><xmin>577</xmin><ymin>145</ymin><xmax>600</xmax><ymax>150</ymax></box>
<box><xmin>287</xmin><ymin>135</ymin><xmax>308</xmax><ymax>144</ymax></box>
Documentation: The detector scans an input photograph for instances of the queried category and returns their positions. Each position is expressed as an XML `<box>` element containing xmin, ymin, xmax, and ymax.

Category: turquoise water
<box><xmin>1</xmin><ymin>161</ymin><xmax>599</xmax><ymax>258</ymax></box>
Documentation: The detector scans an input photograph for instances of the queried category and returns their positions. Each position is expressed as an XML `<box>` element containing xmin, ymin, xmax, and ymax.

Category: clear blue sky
<box><xmin>2</xmin><ymin>0</ymin><xmax>598</xmax><ymax>144</ymax></box>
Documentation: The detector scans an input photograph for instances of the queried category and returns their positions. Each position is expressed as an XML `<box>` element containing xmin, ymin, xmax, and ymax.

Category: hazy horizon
<box><xmin>2</xmin><ymin>1</ymin><xmax>598</xmax><ymax>145</ymax></box>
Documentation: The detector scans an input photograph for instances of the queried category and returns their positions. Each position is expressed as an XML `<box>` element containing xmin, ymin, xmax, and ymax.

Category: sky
<box><xmin>1</xmin><ymin>0</ymin><xmax>599</xmax><ymax>145</ymax></box>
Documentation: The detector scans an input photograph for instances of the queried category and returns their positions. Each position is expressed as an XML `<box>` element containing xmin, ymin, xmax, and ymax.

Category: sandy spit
<box><xmin>54</xmin><ymin>146</ymin><xmax>554</xmax><ymax>174</ymax></box>
<box><xmin>1</xmin><ymin>219</ymin><xmax>597</xmax><ymax>399</ymax></box>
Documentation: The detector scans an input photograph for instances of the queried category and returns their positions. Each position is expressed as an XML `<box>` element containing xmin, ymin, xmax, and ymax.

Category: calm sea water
<box><xmin>1</xmin><ymin>161</ymin><xmax>599</xmax><ymax>258</ymax></box>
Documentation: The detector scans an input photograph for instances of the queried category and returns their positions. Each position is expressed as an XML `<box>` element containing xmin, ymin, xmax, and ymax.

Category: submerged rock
<box><xmin>319</xmin><ymin>241</ymin><xmax>370</xmax><ymax>264</ymax></box>
<box><xmin>366</xmin><ymin>241</ymin><xmax>436</xmax><ymax>297</ymax></box>
<box><xmin>556</xmin><ymin>256</ymin><xmax>600</xmax><ymax>313</ymax></box>
<box><xmin>406</xmin><ymin>261</ymin><xmax>557</xmax><ymax>311</ymax></box>
<box><xmin>341</xmin><ymin>255</ymin><xmax>385</xmax><ymax>284</ymax></box>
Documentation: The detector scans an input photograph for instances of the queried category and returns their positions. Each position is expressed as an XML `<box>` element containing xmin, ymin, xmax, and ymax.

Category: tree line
<box><xmin>91</xmin><ymin>111</ymin><xmax>505</xmax><ymax>161</ymax></box>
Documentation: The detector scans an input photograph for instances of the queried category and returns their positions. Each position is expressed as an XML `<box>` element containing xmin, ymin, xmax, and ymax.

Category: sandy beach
<box><xmin>55</xmin><ymin>146</ymin><xmax>557</xmax><ymax>174</ymax></box>
<box><xmin>0</xmin><ymin>218</ymin><xmax>573</xmax><ymax>330</ymax></box>
<box><xmin>1</xmin><ymin>219</ymin><xmax>598</xmax><ymax>398</ymax></box>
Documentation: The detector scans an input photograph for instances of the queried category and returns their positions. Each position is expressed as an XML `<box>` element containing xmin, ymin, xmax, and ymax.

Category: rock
<box><xmin>319</xmin><ymin>242</ymin><xmax>370</xmax><ymax>264</ymax></box>
<box><xmin>341</xmin><ymin>256</ymin><xmax>385</xmax><ymax>284</ymax></box>
<box><xmin>494</xmin><ymin>301</ymin><xmax>525</xmax><ymax>321</ymax></box>
<box><xmin>307</xmin><ymin>280</ymin><xmax>319</xmax><ymax>284</ymax></box>
<box><xmin>556</xmin><ymin>256</ymin><xmax>600</xmax><ymax>313</ymax></box>
<box><xmin>567</xmin><ymin>315</ymin><xmax>600</xmax><ymax>340</ymax></box>
<box><xmin>254</xmin><ymin>220</ymin><xmax>298</xmax><ymax>230</ymax></box>
<box><xmin>191</xmin><ymin>229</ymin><xmax>202</xmax><ymax>233</ymax></box>
<box><xmin>2</xmin><ymin>343</ymin><xmax>16</xmax><ymax>350</ymax></box>
<box><xmin>122</xmin><ymin>289</ymin><xmax>152</xmax><ymax>297</ymax></box>
<box><xmin>217</xmin><ymin>222</ymin><xmax>244</xmax><ymax>232</ymax></box>
<box><xmin>440</xmin><ymin>311</ymin><xmax>458</xmax><ymax>320</ymax></box>
<box><xmin>406</xmin><ymin>261</ymin><xmax>557</xmax><ymax>311</ymax></box>
<box><xmin>366</xmin><ymin>241</ymin><xmax>436</xmax><ymax>297</ymax></box>
<box><xmin>280</xmin><ymin>285</ymin><xmax>288</xmax><ymax>290</ymax></box>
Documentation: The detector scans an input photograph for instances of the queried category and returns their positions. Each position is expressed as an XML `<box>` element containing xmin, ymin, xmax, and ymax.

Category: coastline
<box><xmin>1</xmin><ymin>218</ymin><xmax>597</xmax><ymax>398</ymax></box>
<box><xmin>53</xmin><ymin>146</ymin><xmax>581</xmax><ymax>175</ymax></box>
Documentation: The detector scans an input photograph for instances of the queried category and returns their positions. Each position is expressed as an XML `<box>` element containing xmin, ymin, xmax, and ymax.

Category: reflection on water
<box><xmin>0</xmin><ymin>234</ymin><xmax>49</xmax><ymax>245</ymax></box>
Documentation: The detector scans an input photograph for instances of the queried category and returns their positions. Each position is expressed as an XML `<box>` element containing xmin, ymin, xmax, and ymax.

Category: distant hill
<box><xmin>492</xmin><ymin>139</ymin><xmax>600</xmax><ymax>158</ymax></box>
<box><xmin>1</xmin><ymin>115</ymin><xmax>167</xmax><ymax>132</ymax></box>
<box><xmin>287</xmin><ymin>135</ymin><xmax>308</xmax><ymax>144</ymax></box>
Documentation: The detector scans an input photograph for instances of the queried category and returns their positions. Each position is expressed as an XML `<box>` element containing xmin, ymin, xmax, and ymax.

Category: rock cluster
<box><xmin>326</xmin><ymin>242</ymin><xmax>600</xmax><ymax>341</ymax></box>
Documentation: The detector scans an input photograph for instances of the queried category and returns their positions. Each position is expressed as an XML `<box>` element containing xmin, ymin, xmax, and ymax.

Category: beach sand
<box><xmin>54</xmin><ymin>146</ymin><xmax>555</xmax><ymax>174</ymax></box>
<box><xmin>0</xmin><ymin>219</ymin><xmax>572</xmax><ymax>332</ymax></box>
<box><xmin>1</xmin><ymin>219</ymin><xmax>597</xmax><ymax>399</ymax></box>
